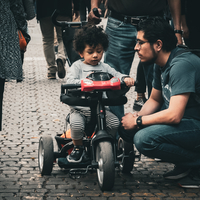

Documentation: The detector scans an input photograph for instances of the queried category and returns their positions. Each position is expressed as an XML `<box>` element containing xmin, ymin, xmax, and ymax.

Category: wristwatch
<box><xmin>174</xmin><ymin>29</ymin><xmax>183</xmax><ymax>35</ymax></box>
<box><xmin>136</xmin><ymin>116</ymin><xmax>143</xmax><ymax>129</ymax></box>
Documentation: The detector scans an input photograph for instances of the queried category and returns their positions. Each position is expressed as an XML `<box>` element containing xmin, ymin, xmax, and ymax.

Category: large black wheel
<box><xmin>96</xmin><ymin>141</ymin><xmax>115</xmax><ymax>191</ymax></box>
<box><xmin>118</xmin><ymin>137</ymin><xmax>134</xmax><ymax>173</ymax></box>
<box><xmin>38</xmin><ymin>136</ymin><xmax>54</xmax><ymax>175</ymax></box>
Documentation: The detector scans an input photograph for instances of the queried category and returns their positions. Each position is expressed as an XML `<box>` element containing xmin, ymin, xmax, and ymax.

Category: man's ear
<box><xmin>155</xmin><ymin>39</ymin><xmax>163</xmax><ymax>52</ymax></box>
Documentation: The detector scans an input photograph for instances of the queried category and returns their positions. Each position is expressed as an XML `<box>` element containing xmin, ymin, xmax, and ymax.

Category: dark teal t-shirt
<box><xmin>153</xmin><ymin>47</ymin><xmax>200</xmax><ymax>120</ymax></box>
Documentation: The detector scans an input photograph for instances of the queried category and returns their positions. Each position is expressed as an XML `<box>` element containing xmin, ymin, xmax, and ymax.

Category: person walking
<box><xmin>0</xmin><ymin>0</ymin><xmax>30</xmax><ymax>130</ymax></box>
<box><xmin>35</xmin><ymin>0</ymin><xmax>80</xmax><ymax>79</ymax></box>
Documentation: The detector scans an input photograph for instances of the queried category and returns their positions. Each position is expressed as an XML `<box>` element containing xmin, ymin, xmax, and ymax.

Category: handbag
<box><xmin>18</xmin><ymin>30</ymin><xmax>27</xmax><ymax>52</ymax></box>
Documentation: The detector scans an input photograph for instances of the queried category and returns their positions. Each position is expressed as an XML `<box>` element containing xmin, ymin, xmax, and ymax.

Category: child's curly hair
<box><xmin>73</xmin><ymin>25</ymin><xmax>109</xmax><ymax>53</ymax></box>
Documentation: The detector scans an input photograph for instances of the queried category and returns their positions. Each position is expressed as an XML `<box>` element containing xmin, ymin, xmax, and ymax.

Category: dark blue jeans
<box><xmin>134</xmin><ymin>118</ymin><xmax>200</xmax><ymax>168</ymax></box>
<box><xmin>104</xmin><ymin>17</ymin><xmax>137</xmax><ymax>120</ymax></box>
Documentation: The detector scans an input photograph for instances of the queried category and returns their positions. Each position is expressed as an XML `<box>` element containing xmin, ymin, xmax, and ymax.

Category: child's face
<box><xmin>79</xmin><ymin>44</ymin><xmax>104</xmax><ymax>66</ymax></box>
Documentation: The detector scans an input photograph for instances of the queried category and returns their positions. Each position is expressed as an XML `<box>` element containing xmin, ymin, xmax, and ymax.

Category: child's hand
<box><xmin>123</xmin><ymin>77</ymin><xmax>135</xmax><ymax>87</ymax></box>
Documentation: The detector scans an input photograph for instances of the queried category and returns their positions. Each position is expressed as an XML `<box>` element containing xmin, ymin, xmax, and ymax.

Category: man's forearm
<box><xmin>168</xmin><ymin>0</ymin><xmax>181</xmax><ymax>30</ymax></box>
<box><xmin>137</xmin><ymin>98</ymin><xmax>161</xmax><ymax>117</ymax></box>
<box><xmin>168</xmin><ymin>0</ymin><xmax>182</xmax><ymax>44</ymax></box>
<box><xmin>91</xmin><ymin>0</ymin><xmax>101</xmax><ymax>9</ymax></box>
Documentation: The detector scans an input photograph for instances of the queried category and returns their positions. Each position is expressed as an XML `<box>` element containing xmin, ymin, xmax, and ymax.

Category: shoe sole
<box><xmin>164</xmin><ymin>170</ymin><xmax>191</xmax><ymax>180</ymax></box>
<box><xmin>48</xmin><ymin>77</ymin><xmax>56</xmax><ymax>79</ymax></box>
<box><xmin>178</xmin><ymin>183</ymin><xmax>200</xmax><ymax>188</ymax></box>
<box><xmin>57</xmin><ymin>59</ymin><xmax>66</xmax><ymax>79</ymax></box>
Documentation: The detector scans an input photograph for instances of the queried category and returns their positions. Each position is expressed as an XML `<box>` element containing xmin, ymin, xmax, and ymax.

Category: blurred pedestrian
<box><xmin>0</xmin><ymin>0</ymin><xmax>30</xmax><ymax>131</ymax></box>
<box><xmin>79</xmin><ymin>0</ymin><xmax>91</xmax><ymax>21</ymax></box>
<box><xmin>35</xmin><ymin>0</ymin><xmax>80</xmax><ymax>79</ymax></box>
<box><xmin>20</xmin><ymin>0</ymin><xmax>35</xmax><ymax>65</ymax></box>
<box><xmin>181</xmin><ymin>0</ymin><xmax>200</xmax><ymax>49</ymax></box>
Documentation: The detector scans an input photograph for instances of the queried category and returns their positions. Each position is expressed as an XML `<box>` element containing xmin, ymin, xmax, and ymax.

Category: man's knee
<box><xmin>134</xmin><ymin>128</ymin><xmax>156</xmax><ymax>155</ymax></box>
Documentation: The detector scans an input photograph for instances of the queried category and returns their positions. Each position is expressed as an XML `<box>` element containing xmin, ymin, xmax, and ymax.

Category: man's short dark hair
<box><xmin>73</xmin><ymin>25</ymin><xmax>109</xmax><ymax>53</ymax></box>
<box><xmin>137</xmin><ymin>17</ymin><xmax>177</xmax><ymax>52</ymax></box>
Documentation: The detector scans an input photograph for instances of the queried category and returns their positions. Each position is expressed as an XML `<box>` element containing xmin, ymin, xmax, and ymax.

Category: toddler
<box><xmin>66</xmin><ymin>25</ymin><xmax>135</xmax><ymax>163</ymax></box>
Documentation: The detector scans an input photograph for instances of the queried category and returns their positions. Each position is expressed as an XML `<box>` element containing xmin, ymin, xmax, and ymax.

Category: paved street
<box><xmin>0</xmin><ymin>18</ymin><xmax>200</xmax><ymax>200</ymax></box>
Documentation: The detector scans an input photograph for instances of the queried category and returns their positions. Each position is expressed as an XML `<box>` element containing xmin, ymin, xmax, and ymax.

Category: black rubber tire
<box><xmin>118</xmin><ymin>137</ymin><xmax>134</xmax><ymax>173</ymax></box>
<box><xmin>96</xmin><ymin>141</ymin><xmax>115</xmax><ymax>191</ymax></box>
<box><xmin>38</xmin><ymin>136</ymin><xmax>54</xmax><ymax>175</ymax></box>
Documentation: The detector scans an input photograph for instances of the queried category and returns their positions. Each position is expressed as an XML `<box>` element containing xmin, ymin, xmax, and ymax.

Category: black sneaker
<box><xmin>67</xmin><ymin>146</ymin><xmax>85</xmax><ymax>163</ymax></box>
<box><xmin>163</xmin><ymin>165</ymin><xmax>191</xmax><ymax>180</ymax></box>
<box><xmin>178</xmin><ymin>169</ymin><xmax>200</xmax><ymax>188</ymax></box>
<box><xmin>56</xmin><ymin>58</ymin><xmax>66</xmax><ymax>79</ymax></box>
<box><xmin>133</xmin><ymin>98</ymin><xmax>147</xmax><ymax>111</ymax></box>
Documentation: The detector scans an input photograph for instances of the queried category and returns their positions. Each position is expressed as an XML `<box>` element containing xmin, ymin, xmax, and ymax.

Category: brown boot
<box><xmin>47</xmin><ymin>73</ymin><xmax>56</xmax><ymax>79</ymax></box>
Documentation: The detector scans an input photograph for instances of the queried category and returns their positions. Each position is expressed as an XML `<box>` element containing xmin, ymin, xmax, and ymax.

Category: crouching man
<box><xmin>121</xmin><ymin>17</ymin><xmax>200</xmax><ymax>188</ymax></box>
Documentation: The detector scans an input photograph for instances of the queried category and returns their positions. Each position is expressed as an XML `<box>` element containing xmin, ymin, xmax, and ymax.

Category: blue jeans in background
<box><xmin>104</xmin><ymin>17</ymin><xmax>137</xmax><ymax>120</ymax></box>
<box><xmin>134</xmin><ymin>118</ymin><xmax>200</xmax><ymax>168</ymax></box>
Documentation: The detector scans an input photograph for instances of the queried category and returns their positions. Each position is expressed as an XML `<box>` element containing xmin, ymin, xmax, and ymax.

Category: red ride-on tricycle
<box><xmin>38</xmin><ymin>72</ymin><xmax>139</xmax><ymax>191</ymax></box>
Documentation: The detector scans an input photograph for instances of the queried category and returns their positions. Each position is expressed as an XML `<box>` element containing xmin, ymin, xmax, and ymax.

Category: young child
<box><xmin>66</xmin><ymin>25</ymin><xmax>135</xmax><ymax>163</ymax></box>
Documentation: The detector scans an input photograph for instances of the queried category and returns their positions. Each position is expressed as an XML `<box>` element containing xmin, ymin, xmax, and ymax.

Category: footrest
<box><xmin>69</xmin><ymin>165</ymin><xmax>91</xmax><ymax>175</ymax></box>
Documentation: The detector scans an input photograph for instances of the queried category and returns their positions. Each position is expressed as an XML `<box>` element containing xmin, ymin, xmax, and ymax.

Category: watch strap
<box><xmin>136</xmin><ymin>116</ymin><xmax>143</xmax><ymax>128</ymax></box>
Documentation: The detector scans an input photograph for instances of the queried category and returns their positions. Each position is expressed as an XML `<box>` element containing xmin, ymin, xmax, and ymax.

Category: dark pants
<box><xmin>0</xmin><ymin>78</ymin><xmax>5</xmax><ymax>131</ymax></box>
<box><xmin>79</xmin><ymin>0</ymin><xmax>91</xmax><ymax>21</ymax></box>
<box><xmin>135</xmin><ymin>61</ymin><xmax>154</xmax><ymax>98</ymax></box>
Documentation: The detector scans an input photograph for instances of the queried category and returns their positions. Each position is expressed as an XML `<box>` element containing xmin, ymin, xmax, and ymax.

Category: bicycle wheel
<box><xmin>38</xmin><ymin>136</ymin><xmax>54</xmax><ymax>175</ymax></box>
<box><xmin>118</xmin><ymin>137</ymin><xmax>134</xmax><ymax>173</ymax></box>
<box><xmin>96</xmin><ymin>141</ymin><xmax>115</xmax><ymax>191</ymax></box>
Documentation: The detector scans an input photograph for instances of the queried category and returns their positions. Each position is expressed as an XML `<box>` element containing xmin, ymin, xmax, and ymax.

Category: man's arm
<box><xmin>138</xmin><ymin>88</ymin><xmax>163</xmax><ymax>116</ymax></box>
<box><xmin>122</xmin><ymin>89</ymin><xmax>190</xmax><ymax>130</ymax></box>
<box><xmin>141</xmin><ymin>93</ymin><xmax>190</xmax><ymax>126</ymax></box>
<box><xmin>168</xmin><ymin>0</ymin><xmax>182</xmax><ymax>44</ymax></box>
<box><xmin>88</xmin><ymin>0</ymin><xmax>102</xmax><ymax>23</ymax></box>
<box><xmin>121</xmin><ymin>88</ymin><xmax>163</xmax><ymax>130</ymax></box>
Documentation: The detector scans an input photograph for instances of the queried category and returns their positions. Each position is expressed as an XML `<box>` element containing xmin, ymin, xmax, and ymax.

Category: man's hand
<box><xmin>121</xmin><ymin>113</ymin><xmax>138</xmax><ymax>130</ymax></box>
<box><xmin>123</xmin><ymin>77</ymin><xmax>135</xmax><ymax>87</ymax></box>
<box><xmin>88</xmin><ymin>8</ymin><xmax>102</xmax><ymax>24</ymax></box>
<box><xmin>73</xmin><ymin>10</ymin><xmax>80</xmax><ymax>21</ymax></box>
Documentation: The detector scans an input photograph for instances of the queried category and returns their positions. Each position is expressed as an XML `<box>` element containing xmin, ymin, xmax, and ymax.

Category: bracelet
<box><xmin>174</xmin><ymin>29</ymin><xmax>183</xmax><ymax>35</ymax></box>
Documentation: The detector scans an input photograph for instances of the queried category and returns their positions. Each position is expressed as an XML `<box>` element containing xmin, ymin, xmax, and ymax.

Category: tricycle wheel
<box><xmin>38</xmin><ymin>136</ymin><xmax>54</xmax><ymax>175</ymax></box>
<box><xmin>118</xmin><ymin>137</ymin><xmax>134</xmax><ymax>173</ymax></box>
<box><xmin>96</xmin><ymin>141</ymin><xmax>115</xmax><ymax>191</ymax></box>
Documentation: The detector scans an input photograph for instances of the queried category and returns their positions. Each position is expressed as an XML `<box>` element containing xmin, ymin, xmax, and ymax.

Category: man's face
<box><xmin>134</xmin><ymin>31</ymin><xmax>157</xmax><ymax>64</ymax></box>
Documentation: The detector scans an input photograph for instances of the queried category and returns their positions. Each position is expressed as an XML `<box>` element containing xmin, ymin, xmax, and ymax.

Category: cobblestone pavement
<box><xmin>0</xmin><ymin>19</ymin><xmax>200</xmax><ymax>200</ymax></box>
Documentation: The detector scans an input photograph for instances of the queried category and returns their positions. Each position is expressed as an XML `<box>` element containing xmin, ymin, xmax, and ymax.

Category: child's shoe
<box><xmin>67</xmin><ymin>145</ymin><xmax>85</xmax><ymax>163</ymax></box>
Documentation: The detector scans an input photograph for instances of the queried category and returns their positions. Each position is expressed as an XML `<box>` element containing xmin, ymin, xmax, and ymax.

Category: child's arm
<box><xmin>104</xmin><ymin>63</ymin><xmax>135</xmax><ymax>87</ymax></box>
<box><xmin>122</xmin><ymin>77</ymin><xmax>135</xmax><ymax>87</ymax></box>
<box><xmin>66</xmin><ymin>63</ymin><xmax>81</xmax><ymax>85</ymax></box>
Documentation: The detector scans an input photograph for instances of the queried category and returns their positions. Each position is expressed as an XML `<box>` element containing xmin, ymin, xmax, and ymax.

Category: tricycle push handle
<box><xmin>51</xmin><ymin>10</ymin><xmax>87</xmax><ymax>27</ymax></box>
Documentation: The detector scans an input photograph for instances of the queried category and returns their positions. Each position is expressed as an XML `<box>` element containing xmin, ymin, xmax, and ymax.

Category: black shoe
<box><xmin>163</xmin><ymin>165</ymin><xmax>191</xmax><ymax>180</ymax></box>
<box><xmin>178</xmin><ymin>169</ymin><xmax>200</xmax><ymax>188</ymax></box>
<box><xmin>133</xmin><ymin>98</ymin><xmax>147</xmax><ymax>111</ymax></box>
<box><xmin>56</xmin><ymin>58</ymin><xmax>66</xmax><ymax>79</ymax></box>
<box><xmin>67</xmin><ymin>146</ymin><xmax>85</xmax><ymax>163</ymax></box>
